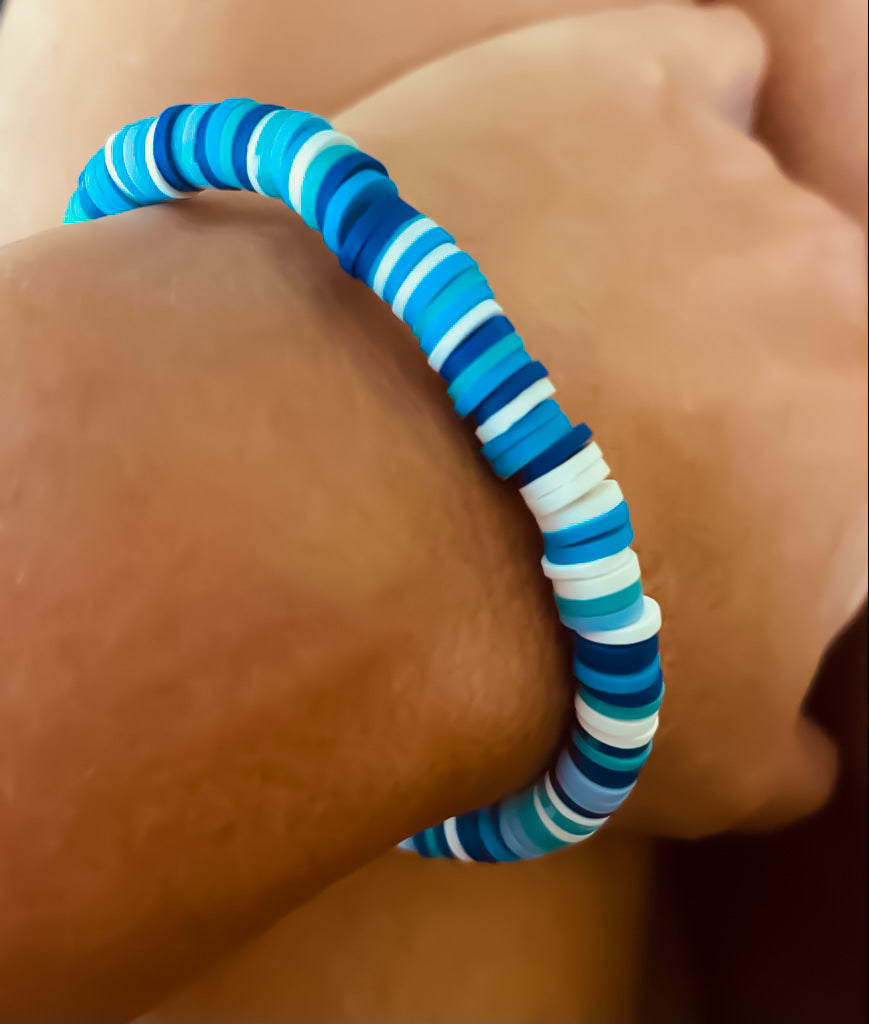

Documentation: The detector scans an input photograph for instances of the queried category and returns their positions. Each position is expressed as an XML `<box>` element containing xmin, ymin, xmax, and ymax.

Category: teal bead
<box><xmin>410</xmin><ymin>266</ymin><xmax>485</xmax><ymax>339</ymax></box>
<box><xmin>447</xmin><ymin>334</ymin><xmax>523</xmax><ymax>403</ymax></box>
<box><xmin>555</xmin><ymin>580</ymin><xmax>643</xmax><ymax>619</ymax></box>
<box><xmin>580</xmin><ymin>685</ymin><xmax>665</xmax><ymax>722</ymax></box>
<box><xmin>299</xmin><ymin>143</ymin><xmax>359</xmax><ymax>230</ymax></box>
<box><xmin>216</xmin><ymin>98</ymin><xmax>261</xmax><ymax>188</ymax></box>
<box><xmin>573</xmin><ymin>732</ymin><xmax>653</xmax><ymax>772</ymax></box>
<box><xmin>534</xmin><ymin>781</ymin><xmax>597</xmax><ymax>836</ymax></box>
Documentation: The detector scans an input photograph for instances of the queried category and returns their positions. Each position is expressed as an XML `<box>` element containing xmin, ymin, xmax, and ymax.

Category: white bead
<box><xmin>520</xmin><ymin>442</ymin><xmax>603</xmax><ymax>504</ymax></box>
<box><xmin>246</xmin><ymin>109</ymin><xmax>284</xmax><ymax>197</ymax></box>
<box><xmin>575</xmin><ymin>696</ymin><xmax>659</xmax><ymax>748</ymax></box>
<box><xmin>442</xmin><ymin>817</ymin><xmax>473</xmax><ymax>862</ymax></box>
<box><xmin>104</xmin><ymin>131</ymin><xmax>136</xmax><ymax>200</ymax></box>
<box><xmin>553</xmin><ymin>550</ymin><xmax>641</xmax><ymax>600</ymax></box>
<box><xmin>542</xmin><ymin>548</ymin><xmax>635</xmax><ymax>582</ymax></box>
<box><xmin>287</xmin><ymin>129</ymin><xmax>356</xmax><ymax>214</ymax></box>
<box><xmin>536</xmin><ymin>479</ymin><xmax>624</xmax><ymax>533</ymax></box>
<box><xmin>532</xmin><ymin>786</ymin><xmax>593</xmax><ymax>842</ymax></box>
<box><xmin>543</xmin><ymin>775</ymin><xmax>608</xmax><ymax>830</ymax></box>
<box><xmin>426</xmin><ymin>300</ymin><xmax>504</xmax><ymax>371</ymax></box>
<box><xmin>580</xmin><ymin>596</ymin><xmax>662</xmax><ymax>645</ymax></box>
<box><xmin>475</xmin><ymin>378</ymin><xmax>556</xmax><ymax>444</ymax></box>
<box><xmin>144</xmin><ymin>120</ymin><xmax>186</xmax><ymax>199</ymax></box>
<box><xmin>391</xmin><ymin>243</ymin><xmax>461</xmax><ymax>318</ymax></box>
<box><xmin>525</xmin><ymin>456</ymin><xmax>610</xmax><ymax>518</ymax></box>
<box><xmin>371</xmin><ymin>216</ymin><xmax>438</xmax><ymax>297</ymax></box>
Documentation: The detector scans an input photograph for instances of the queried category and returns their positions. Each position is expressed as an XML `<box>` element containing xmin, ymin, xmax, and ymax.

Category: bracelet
<box><xmin>64</xmin><ymin>99</ymin><xmax>664</xmax><ymax>862</ymax></box>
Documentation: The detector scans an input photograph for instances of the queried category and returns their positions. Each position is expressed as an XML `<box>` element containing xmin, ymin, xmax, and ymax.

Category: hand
<box><xmin>335</xmin><ymin>4</ymin><xmax>868</xmax><ymax>837</ymax></box>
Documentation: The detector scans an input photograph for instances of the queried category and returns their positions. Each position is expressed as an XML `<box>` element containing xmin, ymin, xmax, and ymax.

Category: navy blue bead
<box><xmin>583</xmin><ymin>674</ymin><xmax>664</xmax><ymax>709</ymax></box>
<box><xmin>231</xmin><ymin>103</ymin><xmax>282</xmax><ymax>191</ymax></box>
<box><xmin>574</xmin><ymin>633</ymin><xmax>659</xmax><ymax>674</ymax></box>
<box><xmin>338</xmin><ymin>194</ymin><xmax>414</xmax><ymax>277</ymax></box>
<box><xmin>430</xmin><ymin>822</ymin><xmax>454</xmax><ymax>859</ymax></box>
<box><xmin>354</xmin><ymin>199</ymin><xmax>420</xmax><ymax>284</ymax></box>
<box><xmin>314</xmin><ymin>151</ymin><xmax>388</xmax><ymax>233</ymax></box>
<box><xmin>193</xmin><ymin>104</ymin><xmax>226</xmax><ymax>189</ymax></box>
<box><xmin>550</xmin><ymin>773</ymin><xmax>608</xmax><ymax>820</ymax></box>
<box><xmin>154</xmin><ymin>104</ymin><xmax>198</xmax><ymax>193</ymax></box>
<box><xmin>575</xmin><ymin>726</ymin><xmax>647</xmax><ymax>761</ymax></box>
<box><xmin>454</xmin><ymin>812</ymin><xmax>498</xmax><ymax>863</ymax></box>
<box><xmin>471</xmin><ymin>362</ymin><xmax>549</xmax><ymax>427</ymax></box>
<box><xmin>516</xmin><ymin>423</ymin><xmax>593</xmax><ymax>487</ymax></box>
<box><xmin>438</xmin><ymin>315</ymin><xmax>515</xmax><ymax>383</ymax></box>
<box><xmin>570</xmin><ymin>744</ymin><xmax>643</xmax><ymax>788</ymax></box>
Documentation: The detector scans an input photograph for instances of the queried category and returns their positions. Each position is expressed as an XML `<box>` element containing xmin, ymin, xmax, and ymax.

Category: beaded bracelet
<box><xmin>64</xmin><ymin>99</ymin><xmax>664</xmax><ymax>863</ymax></box>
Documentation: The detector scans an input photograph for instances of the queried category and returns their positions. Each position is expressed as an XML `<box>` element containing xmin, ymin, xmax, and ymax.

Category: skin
<box><xmin>0</xmin><ymin>3</ymin><xmax>865</xmax><ymax>1022</ymax></box>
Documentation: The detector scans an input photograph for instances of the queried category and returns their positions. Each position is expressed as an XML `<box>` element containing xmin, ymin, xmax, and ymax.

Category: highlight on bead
<box><xmin>65</xmin><ymin>98</ymin><xmax>664</xmax><ymax>863</ymax></box>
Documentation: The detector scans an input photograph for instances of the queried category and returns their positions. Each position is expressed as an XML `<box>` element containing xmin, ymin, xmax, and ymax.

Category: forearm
<box><xmin>0</xmin><ymin>199</ymin><xmax>568</xmax><ymax>1021</ymax></box>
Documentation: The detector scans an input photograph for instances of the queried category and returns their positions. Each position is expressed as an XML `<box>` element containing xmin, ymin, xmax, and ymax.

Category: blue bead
<box><xmin>314</xmin><ymin>151</ymin><xmax>388</xmax><ymax>233</ymax></box>
<box><xmin>544</xmin><ymin>521</ymin><xmax>634</xmax><ymax>565</ymax></box>
<box><xmin>153</xmin><ymin>104</ymin><xmax>197</xmax><ymax>193</ymax></box>
<box><xmin>353</xmin><ymin>199</ymin><xmax>421</xmax><ymax>285</ymax></box>
<box><xmin>418</xmin><ymin>278</ymin><xmax>495</xmax><ymax>355</ymax></box>
<box><xmin>124</xmin><ymin>118</ymin><xmax>164</xmax><ymax>202</ymax></box>
<box><xmin>454</xmin><ymin>349</ymin><xmax>533</xmax><ymax>419</ymax></box>
<box><xmin>80</xmin><ymin>153</ymin><xmax>136</xmax><ymax>216</ymax></box>
<box><xmin>381</xmin><ymin>226</ymin><xmax>454</xmax><ymax>305</ymax></box>
<box><xmin>438</xmin><ymin>315</ymin><xmax>515</xmax><ymax>384</ymax></box>
<box><xmin>555</xmin><ymin>751</ymin><xmax>634</xmax><ymax>815</ymax></box>
<box><xmin>481</xmin><ymin>398</ymin><xmax>562</xmax><ymax>462</ymax></box>
<box><xmin>275</xmin><ymin>116</ymin><xmax>332</xmax><ymax>205</ymax></box>
<box><xmin>543</xmin><ymin>501</ymin><xmax>631</xmax><ymax>550</ymax></box>
<box><xmin>192</xmin><ymin>104</ymin><xmax>225</xmax><ymax>188</ymax></box>
<box><xmin>76</xmin><ymin>186</ymin><xmax>104</xmax><ymax>221</ymax></box>
<box><xmin>574</xmin><ymin>633</ymin><xmax>659</xmax><ymax>674</ymax></box>
<box><xmin>574</xmin><ymin>657</ymin><xmax>662</xmax><ymax>698</ymax></box>
<box><xmin>172</xmin><ymin>104</ymin><xmax>216</xmax><ymax>191</ymax></box>
<box><xmin>569</xmin><ymin>744</ymin><xmax>643</xmax><ymax>788</ymax></box>
<box><xmin>582</xmin><ymin>671</ymin><xmax>664</xmax><ymax>707</ymax></box>
<box><xmin>471</xmin><ymin>362</ymin><xmax>549</xmax><ymax>426</ymax></box>
<box><xmin>338</xmin><ymin>194</ymin><xmax>414</xmax><ymax>277</ymax></box>
<box><xmin>402</xmin><ymin>258</ymin><xmax>480</xmax><ymax>329</ymax></box>
<box><xmin>105</xmin><ymin>127</ymin><xmax>144</xmax><ymax>204</ymax></box>
<box><xmin>248</xmin><ymin>109</ymin><xmax>312</xmax><ymax>198</ymax></box>
<box><xmin>516</xmin><ymin>423</ymin><xmax>593</xmax><ymax>487</ymax></box>
<box><xmin>62</xmin><ymin>192</ymin><xmax>87</xmax><ymax>224</ymax></box>
<box><xmin>490</xmin><ymin>408</ymin><xmax>573</xmax><ymax>480</ymax></box>
<box><xmin>498</xmin><ymin>803</ymin><xmax>547</xmax><ymax>859</ymax></box>
<box><xmin>550</xmin><ymin>773</ymin><xmax>606</xmax><ymax>821</ymax></box>
<box><xmin>477</xmin><ymin>805</ymin><xmax>521</xmax><ymax>862</ymax></box>
<box><xmin>429</xmin><ymin>822</ymin><xmax>454</xmax><ymax>859</ymax></box>
<box><xmin>454</xmin><ymin>812</ymin><xmax>498</xmax><ymax>863</ymax></box>
<box><xmin>300</xmin><ymin>143</ymin><xmax>360</xmax><ymax>230</ymax></box>
<box><xmin>215</xmin><ymin>99</ymin><xmax>262</xmax><ymax>189</ymax></box>
<box><xmin>202</xmin><ymin>98</ymin><xmax>254</xmax><ymax>189</ymax></box>
<box><xmin>322</xmin><ymin>169</ymin><xmax>397</xmax><ymax>255</ymax></box>
<box><xmin>230</xmin><ymin>103</ymin><xmax>283</xmax><ymax>191</ymax></box>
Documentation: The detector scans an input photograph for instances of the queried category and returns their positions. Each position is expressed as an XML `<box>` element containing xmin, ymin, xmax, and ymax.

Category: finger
<box><xmin>610</xmin><ymin>5</ymin><xmax>768</xmax><ymax>129</ymax></box>
<box><xmin>739</xmin><ymin>717</ymin><xmax>839</xmax><ymax>831</ymax></box>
